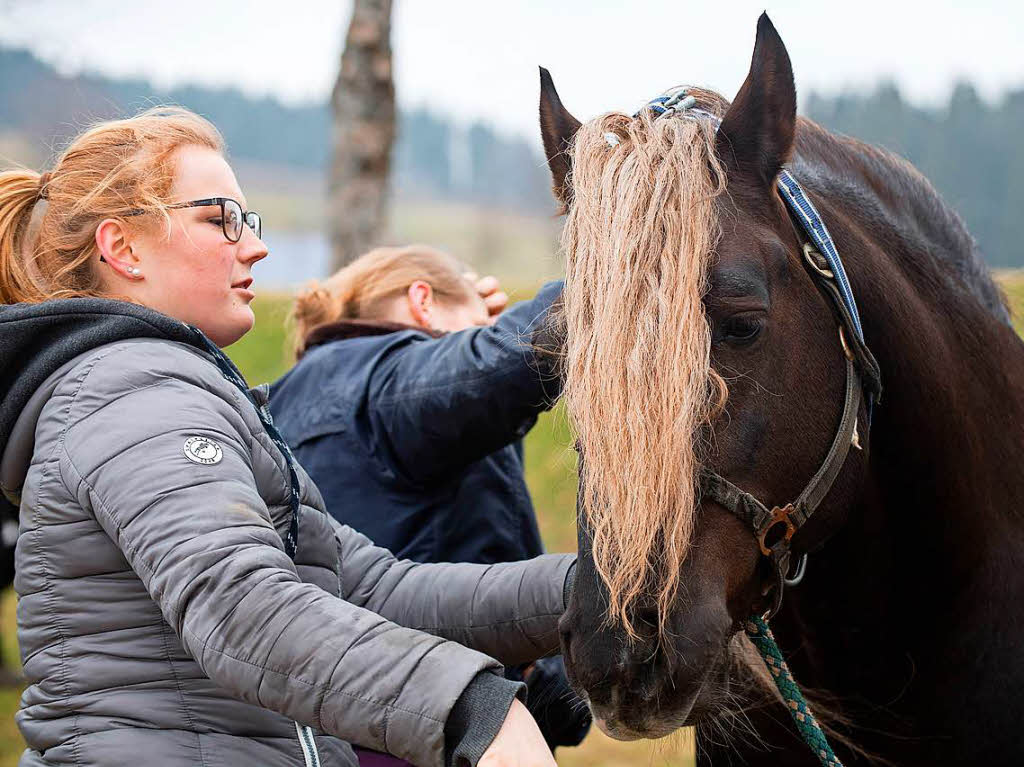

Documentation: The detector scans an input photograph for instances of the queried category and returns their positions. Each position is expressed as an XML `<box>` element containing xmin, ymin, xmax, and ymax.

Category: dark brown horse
<box><xmin>542</xmin><ymin>14</ymin><xmax>1024</xmax><ymax>765</ymax></box>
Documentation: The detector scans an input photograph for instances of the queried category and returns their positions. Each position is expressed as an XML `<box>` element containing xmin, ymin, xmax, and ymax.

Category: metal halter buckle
<box><xmin>757</xmin><ymin>504</ymin><xmax>797</xmax><ymax>556</ymax></box>
<box><xmin>802</xmin><ymin>242</ymin><xmax>834</xmax><ymax>279</ymax></box>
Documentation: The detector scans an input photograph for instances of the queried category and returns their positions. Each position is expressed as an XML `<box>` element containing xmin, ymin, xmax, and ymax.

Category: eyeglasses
<box><xmin>123</xmin><ymin>197</ymin><xmax>262</xmax><ymax>243</ymax></box>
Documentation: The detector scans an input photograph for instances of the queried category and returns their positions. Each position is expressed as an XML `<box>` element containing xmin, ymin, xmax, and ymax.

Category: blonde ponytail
<box><xmin>0</xmin><ymin>169</ymin><xmax>47</xmax><ymax>304</ymax></box>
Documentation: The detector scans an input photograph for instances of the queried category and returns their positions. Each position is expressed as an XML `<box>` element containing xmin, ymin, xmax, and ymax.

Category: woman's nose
<box><xmin>239</xmin><ymin>229</ymin><xmax>269</xmax><ymax>265</ymax></box>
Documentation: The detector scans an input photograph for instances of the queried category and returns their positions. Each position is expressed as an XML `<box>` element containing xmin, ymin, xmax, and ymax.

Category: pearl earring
<box><xmin>128</xmin><ymin>267</ymin><xmax>141</xmax><ymax>276</ymax></box>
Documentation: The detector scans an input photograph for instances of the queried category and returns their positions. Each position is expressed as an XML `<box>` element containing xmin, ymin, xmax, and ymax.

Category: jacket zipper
<box><xmin>295</xmin><ymin>721</ymin><xmax>321</xmax><ymax>767</ymax></box>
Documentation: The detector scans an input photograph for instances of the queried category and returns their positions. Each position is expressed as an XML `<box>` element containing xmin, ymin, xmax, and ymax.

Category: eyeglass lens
<box><xmin>245</xmin><ymin>211</ymin><xmax>262</xmax><ymax>240</ymax></box>
<box><xmin>223</xmin><ymin>199</ymin><xmax>243</xmax><ymax>242</ymax></box>
<box><xmin>222</xmin><ymin>200</ymin><xmax>262</xmax><ymax>242</ymax></box>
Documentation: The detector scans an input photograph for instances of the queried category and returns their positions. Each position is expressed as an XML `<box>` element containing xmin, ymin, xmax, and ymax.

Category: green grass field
<box><xmin>0</xmin><ymin>273</ymin><xmax>1021</xmax><ymax>766</ymax></box>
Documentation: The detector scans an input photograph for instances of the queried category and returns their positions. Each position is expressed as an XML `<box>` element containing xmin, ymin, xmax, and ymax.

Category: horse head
<box><xmin>543</xmin><ymin>14</ymin><xmax>873</xmax><ymax>740</ymax></box>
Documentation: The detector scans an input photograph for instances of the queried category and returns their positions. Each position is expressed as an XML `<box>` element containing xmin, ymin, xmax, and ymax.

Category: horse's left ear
<box><xmin>716</xmin><ymin>13</ymin><xmax>796</xmax><ymax>189</ymax></box>
<box><xmin>539</xmin><ymin>67</ymin><xmax>582</xmax><ymax>209</ymax></box>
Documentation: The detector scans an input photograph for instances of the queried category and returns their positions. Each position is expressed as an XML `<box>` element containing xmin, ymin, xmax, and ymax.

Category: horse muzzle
<box><xmin>587</xmin><ymin>692</ymin><xmax>697</xmax><ymax>741</ymax></box>
<box><xmin>559</xmin><ymin>578</ymin><xmax>738</xmax><ymax>740</ymax></box>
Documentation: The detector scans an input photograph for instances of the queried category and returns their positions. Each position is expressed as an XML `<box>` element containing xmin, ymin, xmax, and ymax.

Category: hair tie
<box><xmin>37</xmin><ymin>171</ymin><xmax>52</xmax><ymax>201</ymax></box>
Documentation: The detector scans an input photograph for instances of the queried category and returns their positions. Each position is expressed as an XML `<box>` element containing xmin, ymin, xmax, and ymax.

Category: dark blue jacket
<box><xmin>269</xmin><ymin>281</ymin><xmax>562</xmax><ymax>565</ymax></box>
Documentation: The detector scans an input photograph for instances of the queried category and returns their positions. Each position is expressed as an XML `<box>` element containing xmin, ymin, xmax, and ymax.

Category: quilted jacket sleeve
<box><xmin>56</xmin><ymin>343</ymin><xmax>521</xmax><ymax>767</ymax></box>
<box><xmin>334</xmin><ymin>519</ymin><xmax>573</xmax><ymax>665</ymax></box>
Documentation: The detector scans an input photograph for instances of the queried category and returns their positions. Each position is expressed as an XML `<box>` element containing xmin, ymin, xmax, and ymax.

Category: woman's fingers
<box><xmin>465</xmin><ymin>272</ymin><xmax>508</xmax><ymax>319</ymax></box>
<box><xmin>474</xmin><ymin>274</ymin><xmax>500</xmax><ymax>297</ymax></box>
<box><xmin>483</xmin><ymin>290</ymin><xmax>509</xmax><ymax>317</ymax></box>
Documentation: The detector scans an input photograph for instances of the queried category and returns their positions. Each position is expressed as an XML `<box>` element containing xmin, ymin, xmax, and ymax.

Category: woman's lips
<box><xmin>232</xmin><ymin>278</ymin><xmax>255</xmax><ymax>300</ymax></box>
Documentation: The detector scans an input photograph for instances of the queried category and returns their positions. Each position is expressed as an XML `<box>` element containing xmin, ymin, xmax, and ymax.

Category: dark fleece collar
<box><xmin>300</xmin><ymin>318</ymin><xmax>445</xmax><ymax>358</ymax></box>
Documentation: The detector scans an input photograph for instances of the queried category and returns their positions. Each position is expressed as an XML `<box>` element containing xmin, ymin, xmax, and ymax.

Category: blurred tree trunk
<box><xmin>329</xmin><ymin>0</ymin><xmax>395</xmax><ymax>270</ymax></box>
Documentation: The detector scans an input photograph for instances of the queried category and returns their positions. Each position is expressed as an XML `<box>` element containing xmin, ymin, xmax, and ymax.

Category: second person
<box><xmin>269</xmin><ymin>245</ymin><xmax>590</xmax><ymax>759</ymax></box>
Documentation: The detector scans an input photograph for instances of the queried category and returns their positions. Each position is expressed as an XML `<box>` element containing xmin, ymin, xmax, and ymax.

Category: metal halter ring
<box><xmin>757</xmin><ymin>504</ymin><xmax>798</xmax><ymax>556</ymax></box>
<box><xmin>784</xmin><ymin>553</ymin><xmax>808</xmax><ymax>587</ymax></box>
<box><xmin>838</xmin><ymin>325</ymin><xmax>855</xmax><ymax>361</ymax></box>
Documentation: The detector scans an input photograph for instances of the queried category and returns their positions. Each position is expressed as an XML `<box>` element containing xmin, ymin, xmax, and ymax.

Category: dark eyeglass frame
<box><xmin>122</xmin><ymin>197</ymin><xmax>261</xmax><ymax>243</ymax></box>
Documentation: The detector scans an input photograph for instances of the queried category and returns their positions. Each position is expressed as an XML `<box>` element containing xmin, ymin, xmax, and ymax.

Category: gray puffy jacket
<box><xmin>0</xmin><ymin>300</ymin><xmax>573</xmax><ymax>767</ymax></box>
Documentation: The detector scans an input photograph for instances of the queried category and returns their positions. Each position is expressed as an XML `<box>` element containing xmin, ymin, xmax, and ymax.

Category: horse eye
<box><xmin>721</xmin><ymin>315</ymin><xmax>763</xmax><ymax>345</ymax></box>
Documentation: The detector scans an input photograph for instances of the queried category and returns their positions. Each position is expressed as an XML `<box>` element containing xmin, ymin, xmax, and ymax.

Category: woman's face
<box><xmin>124</xmin><ymin>145</ymin><xmax>268</xmax><ymax>347</ymax></box>
<box><xmin>430</xmin><ymin>293</ymin><xmax>490</xmax><ymax>332</ymax></box>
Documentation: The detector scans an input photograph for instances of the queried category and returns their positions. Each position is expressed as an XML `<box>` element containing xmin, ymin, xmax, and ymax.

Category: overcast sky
<box><xmin>1</xmin><ymin>0</ymin><xmax>1020</xmax><ymax>143</ymax></box>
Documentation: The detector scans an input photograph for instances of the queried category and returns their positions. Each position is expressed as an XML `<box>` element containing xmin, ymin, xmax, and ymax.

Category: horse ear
<box><xmin>539</xmin><ymin>67</ymin><xmax>582</xmax><ymax>208</ymax></box>
<box><xmin>716</xmin><ymin>13</ymin><xmax>796</xmax><ymax>189</ymax></box>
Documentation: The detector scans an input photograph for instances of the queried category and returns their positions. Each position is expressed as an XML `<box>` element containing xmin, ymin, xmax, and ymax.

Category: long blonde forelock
<box><xmin>562</xmin><ymin>105</ymin><xmax>728</xmax><ymax>639</ymax></box>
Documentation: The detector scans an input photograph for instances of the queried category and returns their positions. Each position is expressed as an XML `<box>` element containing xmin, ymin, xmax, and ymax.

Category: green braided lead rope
<box><xmin>745</xmin><ymin>615</ymin><xmax>844</xmax><ymax>767</ymax></box>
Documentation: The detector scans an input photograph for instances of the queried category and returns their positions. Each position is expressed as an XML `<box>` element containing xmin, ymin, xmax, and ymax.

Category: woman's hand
<box><xmin>465</xmin><ymin>272</ymin><xmax>509</xmax><ymax>322</ymax></box>
<box><xmin>478</xmin><ymin>698</ymin><xmax>557</xmax><ymax>767</ymax></box>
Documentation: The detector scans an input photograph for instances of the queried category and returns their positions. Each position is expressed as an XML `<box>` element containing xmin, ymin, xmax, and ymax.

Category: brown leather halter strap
<box><xmin>700</xmin><ymin>236</ymin><xmax>882</xmax><ymax>619</ymax></box>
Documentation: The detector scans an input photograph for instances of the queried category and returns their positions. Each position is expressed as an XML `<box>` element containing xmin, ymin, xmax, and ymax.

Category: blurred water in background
<box><xmin>255</xmin><ymin>231</ymin><xmax>330</xmax><ymax>289</ymax></box>
<box><xmin>252</xmin><ymin>204</ymin><xmax>565</xmax><ymax>291</ymax></box>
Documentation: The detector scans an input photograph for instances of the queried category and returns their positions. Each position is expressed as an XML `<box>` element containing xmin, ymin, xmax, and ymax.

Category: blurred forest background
<box><xmin>2</xmin><ymin>45</ymin><xmax>1023</xmax><ymax>271</ymax></box>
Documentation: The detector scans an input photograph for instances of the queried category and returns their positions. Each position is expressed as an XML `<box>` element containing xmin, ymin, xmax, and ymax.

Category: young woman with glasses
<box><xmin>0</xmin><ymin>107</ymin><xmax>571</xmax><ymax>767</ymax></box>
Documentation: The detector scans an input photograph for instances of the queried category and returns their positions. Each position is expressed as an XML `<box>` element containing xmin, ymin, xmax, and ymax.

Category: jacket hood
<box><xmin>0</xmin><ymin>298</ymin><xmax>204</xmax><ymax>516</ymax></box>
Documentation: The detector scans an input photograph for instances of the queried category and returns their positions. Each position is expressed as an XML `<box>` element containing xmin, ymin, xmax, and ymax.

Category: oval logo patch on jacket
<box><xmin>183</xmin><ymin>436</ymin><xmax>223</xmax><ymax>465</ymax></box>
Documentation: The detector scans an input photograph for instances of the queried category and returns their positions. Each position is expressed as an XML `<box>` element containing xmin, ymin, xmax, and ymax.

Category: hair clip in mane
<box><xmin>662</xmin><ymin>90</ymin><xmax>697</xmax><ymax>115</ymax></box>
<box><xmin>635</xmin><ymin>85</ymin><xmax>724</xmax><ymax>132</ymax></box>
<box><xmin>636</xmin><ymin>86</ymin><xmax>697</xmax><ymax>119</ymax></box>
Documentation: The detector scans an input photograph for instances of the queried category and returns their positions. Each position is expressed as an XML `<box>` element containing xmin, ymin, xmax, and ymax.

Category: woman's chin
<box><xmin>206</xmin><ymin>309</ymin><xmax>255</xmax><ymax>348</ymax></box>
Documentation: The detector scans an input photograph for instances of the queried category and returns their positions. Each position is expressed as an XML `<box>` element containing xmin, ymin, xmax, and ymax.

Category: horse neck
<box><xmin>774</xmin><ymin>130</ymin><xmax>1024</xmax><ymax>745</ymax></box>
<box><xmin>795</xmin><ymin>128</ymin><xmax>1024</xmax><ymax>561</ymax></box>
<box><xmin>782</xmin><ymin>128</ymin><xmax>1024</xmax><ymax>630</ymax></box>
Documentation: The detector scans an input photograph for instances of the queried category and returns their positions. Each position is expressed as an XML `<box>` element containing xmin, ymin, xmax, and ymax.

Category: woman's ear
<box><xmin>95</xmin><ymin>218</ymin><xmax>144</xmax><ymax>281</ymax></box>
<box><xmin>406</xmin><ymin>280</ymin><xmax>435</xmax><ymax>329</ymax></box>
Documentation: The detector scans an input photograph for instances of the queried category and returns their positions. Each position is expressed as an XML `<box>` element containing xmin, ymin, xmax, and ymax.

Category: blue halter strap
<box><xmin>776</xmin><ymin>170</ymin><xmax>864</xmax><ymax>339</ymax></box>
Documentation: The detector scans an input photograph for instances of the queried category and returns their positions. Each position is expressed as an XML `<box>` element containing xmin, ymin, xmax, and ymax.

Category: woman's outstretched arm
<box><xmin>332</xmin><ymin>514</ymin><xmax>574</xmax><ymax>664</ymax></box>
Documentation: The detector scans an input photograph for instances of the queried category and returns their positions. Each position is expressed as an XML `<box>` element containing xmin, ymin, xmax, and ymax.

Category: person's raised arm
<box><xmin>369</xmin><ymin>281</ymin><xmax>563</xmax><ymax>485</ymax></box>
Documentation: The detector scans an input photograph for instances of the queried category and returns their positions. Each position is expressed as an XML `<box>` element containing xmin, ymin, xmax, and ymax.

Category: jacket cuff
<box><xmin>528</xmin><ymin>283</ymin><xmax>565</xmax><ymax>404</ymax></box>
<box><xmin>444</xmin><ymin>672</ymin><xmax>525</xmax><ymax>767</ymax></box>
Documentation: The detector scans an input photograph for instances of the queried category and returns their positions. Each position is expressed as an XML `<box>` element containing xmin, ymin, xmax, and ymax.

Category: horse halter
<box><xmin>700</xmin><ymin>201</ymin><xmax>882</xmax><ymax>618</ymax></box>
<box><xmin>641</xmin><ymin>88</ymin><xmax>883</xmax><ymax>618</ymax></box>
<box><xmin>701</xmin><ymin>171</ymin><xmax>883</xmax><ymax>619</ymax></box>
